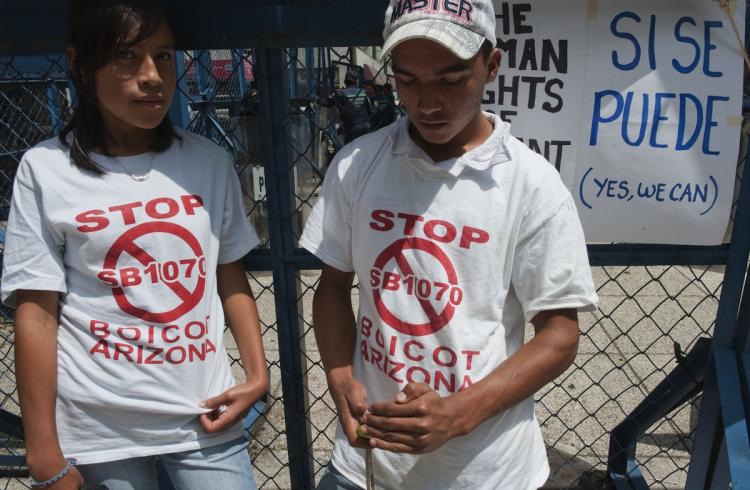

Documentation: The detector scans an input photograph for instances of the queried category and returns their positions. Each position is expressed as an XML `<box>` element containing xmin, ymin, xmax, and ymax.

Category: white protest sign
<box><xmin>484</xmin><ymin>0</ymin><xmax>745</xmax><ymax>245</ymax></box>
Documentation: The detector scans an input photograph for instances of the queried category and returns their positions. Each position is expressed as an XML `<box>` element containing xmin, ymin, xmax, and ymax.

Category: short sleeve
<box><xmin>1</xmin><ymin>166</ymin><xmax>66</xmax><ymax>307</ymax></box>
<box><xmin>218</xmin><ymin>155</ymin><xmax>260</xmax><ymax>264</ymax></box>
<box><xmin>299</xmin><ymin>155</ymin><xmax>354</xmax><ymax>272</ymax></box>
<box><xmin>511</xmin><ymin>197</ymin><xmax>598</xmax><ymax>324</ymax></box>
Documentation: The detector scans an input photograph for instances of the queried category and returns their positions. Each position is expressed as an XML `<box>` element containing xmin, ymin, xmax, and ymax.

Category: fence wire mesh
<box><xmin>0</xmin><ymin>45</ymin><xmax>742</xmax><ymax>490</ymax></box>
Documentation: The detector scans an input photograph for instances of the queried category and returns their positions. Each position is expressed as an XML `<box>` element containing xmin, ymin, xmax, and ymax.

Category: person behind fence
<box><xmin>368</xmin><ymin>82</ymin><xmax>398</xmax><ymax>132</ymax></box>
<box><xmin>1</xmin><ymin>1</ymin><xmax>269</xmax><ymax>488</ymax></box>
<box><xmin>300</xmin><ymin>0</ymin><xmax>598</xmax><ymax>488</ymax></box>
<box><xmin>334</xmin><ymin>69</ymin><xmax>373</xmax><ymax>143</ymax></box>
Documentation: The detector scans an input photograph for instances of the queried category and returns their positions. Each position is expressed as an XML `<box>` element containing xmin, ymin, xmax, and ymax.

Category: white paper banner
<box><xmin>483</xmin><ymin>0</ymin><xmax>745</xmax><ymax>244</ymax></box>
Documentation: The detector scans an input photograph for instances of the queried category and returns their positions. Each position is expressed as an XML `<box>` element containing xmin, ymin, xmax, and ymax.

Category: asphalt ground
<box><xmin>0</xmin><ymin>264</ymin><xmax>722</xmax><ymax>489</ymax></box>
<box><xmin>241</xmin><ymin>264</ymin><xmax>721</xmax><ymax>489</ymax></box>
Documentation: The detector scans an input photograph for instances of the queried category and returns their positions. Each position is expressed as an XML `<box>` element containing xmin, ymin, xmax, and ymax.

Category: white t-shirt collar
<box><xmin>390</xmin><ymin>111</ymin><xmax>512</xmax><ymax>177</ymax></box>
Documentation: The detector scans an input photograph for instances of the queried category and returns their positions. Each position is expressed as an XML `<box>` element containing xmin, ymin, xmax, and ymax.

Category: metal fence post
<box><xmin>233</xmin><ymin>49</ymin><xmax>247</xmax><ymax>99</ymax></box>
<box><xmin>45</xmin><ymin>82</ymin><xmax>60</xmax><ymax>135</ymax></box>
<box><xmin>256</xmin><ymin>47</ymin><xmax>315</xmax><ymax>489</ymax></box>
<box><xmin>169</xmin><ymin>52</ymin><xmax>191</xmax><ymax>130</ymax></box>
<box><xmin>289</xmin><ymin>48</ymin><xmax>298</xmax><ymax>101</ymax></box>
<box><xmin>306</xmin><ymin>48</ymin><xmax>315</xmax><ymax>97</ymax></box>
<box><xmin>685</xmin><ymin>142</ymin><xmax>750</xmax><ymax>488</ymax></box>
<box><xmin>196</xmin><ymin>50</ymin><xmax>212</xmax><ymax>100</ymax></box>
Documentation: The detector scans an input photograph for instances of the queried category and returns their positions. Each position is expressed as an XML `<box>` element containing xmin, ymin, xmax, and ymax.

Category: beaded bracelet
<box><xmin>29</xmin><ymin>459</ymin><xmax>75</xmax><ymax>489</ymax></box>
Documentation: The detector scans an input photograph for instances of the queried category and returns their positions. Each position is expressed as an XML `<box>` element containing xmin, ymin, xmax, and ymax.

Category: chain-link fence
<box><xmin>0</xmin><ymin>44</ymin><xmax>745</xmax><ymax>490</ymax></box>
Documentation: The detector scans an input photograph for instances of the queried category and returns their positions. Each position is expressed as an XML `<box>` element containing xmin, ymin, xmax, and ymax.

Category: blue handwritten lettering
<box><xmin>637</xmin><ymin>183</ymin><xmax>657</xmax><ymax>199</ymax></box>
<box><xmin>650</xmin><ymin>93</ymin><xmax>676</xmax><ymax>148</ymax></box>
<box><xmin>648</xmin><ymin>14</ymin><xmax>657</xmax><ymax>70</ymax></box>
<box><xmin>611</xmin><ymin>12</ymin><xmax>725</xmax><ymax>77</ymax></box>
<box><xmin>580</xmin><ymin>168</ymin><xmax>719</xmax><ymax>216</ymax></box>
<box><xmin>703</xmin><ymin>96</ymin><xmax>729</xmax><ymax>155</ymax></box>
<box><xmin>703</xmin><ymin>21</ymin><xmax>723</xmax><ymax>77</ymax></box>
<box><xmin>622</xmin><ymin>93</ymin><xmax>649</xmax><ymax>146</ymax></box>
<box><xmin>655</xmin><ymin>183</ymin><xmax>667</xmax><ymax>202</ymax></box>
<box><xmin>673</xmin><ymin>17</ymin><xmax>701</xmax><ymax>74</ymax></box>
<box><xmin>590</xmin><ymin>90</ymin><xmax>621</xmax><ymax>145</ymax></box>
<box><xmin>594</xmin><ymin>178</ymin><xmax>631</xmax><ymax>200</ymax></box>
<box><xmin>590</xmin><ymin>91</ymin><xmax>729</xmax><ymax>155</ymax></box>
<box><xmin>676</xmin><ymin>94</ymin><xmax>704</xmax><ymax>151</ymax></box>
<box><xmin>610</xmin><ymin>12</ymin><xmax>643</xmax><ymax>71</ymax></box>
<box><xmin>668</xmin><ymin>183</ymin><xmax>710</xmax><ymax>203</ymax></box>
<box><xmin>594</xmin><ymin>177</ymin><xmax>607</xmax><ymax>197</ymax></box>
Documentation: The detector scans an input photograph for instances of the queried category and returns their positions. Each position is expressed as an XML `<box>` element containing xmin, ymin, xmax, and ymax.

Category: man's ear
<box><xmin>485</xmin><ymin>48</ymin><xmax>502</xmax><ymax>83</ymax></box>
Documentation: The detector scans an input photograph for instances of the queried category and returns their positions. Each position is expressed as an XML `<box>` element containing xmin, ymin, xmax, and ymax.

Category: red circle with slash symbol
<box><xmin>372</xmin><ymin>237</ymin><xmax>460</xmax><ymax>336</ymax></box>
<box><xmin>103</xmin><ymin>222</ymin><xmax>205</xmax><ymax>323</ymax></box>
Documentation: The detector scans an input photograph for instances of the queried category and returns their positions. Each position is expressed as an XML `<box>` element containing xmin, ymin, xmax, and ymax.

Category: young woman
<box><xmin>2</xmin><ymin>1</ymin><xmax>268</xmax><ymax>488</ymax></box>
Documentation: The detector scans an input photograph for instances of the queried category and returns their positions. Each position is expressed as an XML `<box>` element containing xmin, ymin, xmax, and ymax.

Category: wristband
<box><xmin>29</xmin><ymin>458</ymin><xmax>75</xmax><ymax>489</ymax></box>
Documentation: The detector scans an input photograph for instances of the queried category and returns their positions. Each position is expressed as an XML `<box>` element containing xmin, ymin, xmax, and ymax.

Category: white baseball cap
<box><xmin>380</xmin><ymin>0</ymin><xmax>497</xmax><ymax>61</ymax></box>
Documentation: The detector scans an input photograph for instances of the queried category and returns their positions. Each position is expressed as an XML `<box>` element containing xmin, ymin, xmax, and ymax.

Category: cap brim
<box><xmin>380</xmin><ymin>19</ymin><xmax>484</xmax><ymax>62</ymax></box>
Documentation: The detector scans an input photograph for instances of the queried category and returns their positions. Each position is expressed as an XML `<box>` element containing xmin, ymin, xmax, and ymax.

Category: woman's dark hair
<box><xmin>60</xmin><ymin>0</ymin><xmax>177</xmax><ymax>174</ymax></box>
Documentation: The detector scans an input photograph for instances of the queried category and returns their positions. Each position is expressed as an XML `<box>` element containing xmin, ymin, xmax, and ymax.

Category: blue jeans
<box><xmin>317</xmin><ymin>463</ymin><xmax>363</xmax><ymax>490</ymax></box>
<box><xmin>76</xmin><ymin>437</ymin><xmax>256</xmax><ymax>490</ymax></box>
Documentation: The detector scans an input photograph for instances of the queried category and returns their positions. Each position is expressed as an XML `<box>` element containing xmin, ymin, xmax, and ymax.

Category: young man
<box><xmin>301</xmin><ymin>1</ymin><xmax>598</xmax><ymax>488</ymax></box>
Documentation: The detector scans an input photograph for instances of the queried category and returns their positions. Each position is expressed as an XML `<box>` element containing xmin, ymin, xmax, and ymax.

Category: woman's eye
<box><xmin>157</xmin><ymin>52</ymin><xmax>174</xmax><ymax>62</ymax></box>
<box><xmin>116</xmin><ymin>50</ymin><xmax>135</xmax><ymax>60</ymax></box>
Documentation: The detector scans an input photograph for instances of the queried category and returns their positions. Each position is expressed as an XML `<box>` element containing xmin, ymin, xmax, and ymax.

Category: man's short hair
<box><xmin>479</xmin><ymin>40</ymin><xmax>494</xmax><ymax>60</ymax></box>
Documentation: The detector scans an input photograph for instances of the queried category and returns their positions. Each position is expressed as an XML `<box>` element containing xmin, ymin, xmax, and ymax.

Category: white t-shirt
<box><xmin>301</xmin><ymin>113</ymin><xmax>598</xmax><ymax>490</ymax></box>
<box><xmin>1</xmin><ymin>129</ymin><xmax>259</xmax><ymax>464</ymax></box>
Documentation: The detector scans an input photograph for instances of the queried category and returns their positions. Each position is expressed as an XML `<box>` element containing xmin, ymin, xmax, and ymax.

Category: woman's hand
<box><xmin>199</xmin><ymin>378</ymin><xmax>267</xmax><ymax>434</ymax></box>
